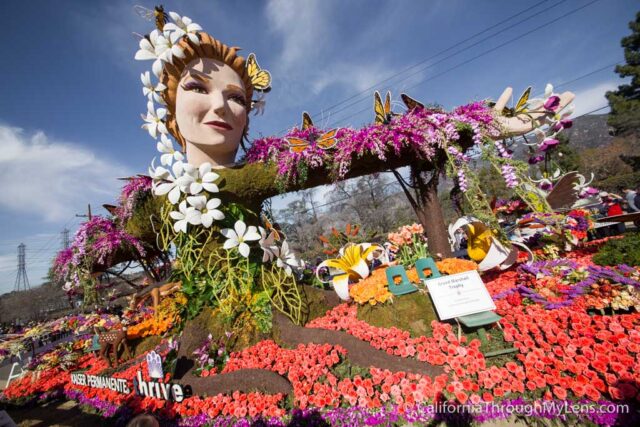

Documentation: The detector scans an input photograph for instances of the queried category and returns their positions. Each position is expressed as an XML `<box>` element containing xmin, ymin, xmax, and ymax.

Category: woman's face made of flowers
<box><xmin>176</xmin><ymin>58</ymin><xmax>248</xmax><ymax>167</ymax></box>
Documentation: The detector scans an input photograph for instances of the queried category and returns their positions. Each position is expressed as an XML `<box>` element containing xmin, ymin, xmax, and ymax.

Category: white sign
<box><xmin>425</xmin><ymin>270</ymin><xmax>496</xmax><ymax>320</ymax></box>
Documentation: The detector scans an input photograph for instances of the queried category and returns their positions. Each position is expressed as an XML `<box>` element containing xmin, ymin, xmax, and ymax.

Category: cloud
<box><xmin>572</xmin><ymin>80</ymin><xmax>618</xmax><ymax>117</ymax></box>
<box><xmin>0</xmin><ymin>125</ymin><xmax>131</xmax><ymax>222</ymax></box>
<box><xmin>265</xmin><ymin>0</ymin><xmax>329</xmax><ymax>71</ymax></box>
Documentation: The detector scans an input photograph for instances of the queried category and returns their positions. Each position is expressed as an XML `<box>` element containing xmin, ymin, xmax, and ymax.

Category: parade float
<box><xmin>2</xmin><ymin>6</ymin><xmax>640</xmax><ymax>427</ymax></box>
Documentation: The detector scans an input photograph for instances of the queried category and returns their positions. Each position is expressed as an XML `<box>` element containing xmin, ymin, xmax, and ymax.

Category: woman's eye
<box><xmin>182</xmin><ymin>82</ymin><xmax>207</xmax><ymax>94</ymax></box>
<box><xmin>229</xmin><ymin>94</ymin><xmax>247</xmax><ymax>107</ymax></box>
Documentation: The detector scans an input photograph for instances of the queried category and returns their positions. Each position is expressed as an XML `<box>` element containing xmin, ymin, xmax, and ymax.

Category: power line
<box><xmin>327</xmin><ymin>0</ymin><xmax>603</xmax><ymax>128</ymax></box>
<box><xmin>278</xmin><ymin>0</ymin><xmax>566</xmax><ymax>134</ymax></box>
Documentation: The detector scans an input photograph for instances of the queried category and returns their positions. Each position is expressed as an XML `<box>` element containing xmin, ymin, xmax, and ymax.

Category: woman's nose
<box><xmin>210</xmin><ymin>91</ymin><xmax>227</xmax><ymax>117</ymax></box>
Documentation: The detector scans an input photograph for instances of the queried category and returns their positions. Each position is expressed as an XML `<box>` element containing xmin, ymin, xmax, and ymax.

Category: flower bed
<box><xmin>3</xmin><ymin>243</ymin><xmax>640</xmax><ymax>426</ymax></box>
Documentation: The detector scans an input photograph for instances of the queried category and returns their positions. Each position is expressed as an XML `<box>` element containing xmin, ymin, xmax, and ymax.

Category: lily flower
<box><xmin>221</xmin><ymin>220</ymin><xmax>261</xmax><ymax>258</ymax></box>
<box><xmin>141</xmin><ymin>101</ymin><xmax>168</xmax><ymax>138</ymax></box>
<box><xmin>157</xmin><ymin>134</ymin><xmax>184</xmax><ymax>166</ymax></box>
<box><xmin>165</xmin><ymin>12</ymin><xmax>202</xmax><ymax>45</ymax></box>
<box><xmin>316</xmin><ymin>243</ymin><xmax>381</xmax><ymax>301</ymax></box>
<box><xmin>141</xmin><ymin>71</ymin><xmax>167</xmax><ymax>104</ymax></box>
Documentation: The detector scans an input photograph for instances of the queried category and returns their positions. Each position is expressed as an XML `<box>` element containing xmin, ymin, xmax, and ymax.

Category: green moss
<box><xmin>130</xmin><ymin>335</ymin><xmax>162</xmax><ymax>357</ymax></box>
<box><xmin>301</xmin><ymin>285</ymin><xmax>336</xmax><ymax>324</ymax></box>
<box><xmin>593</xmin><ymin>233</ymin><xmax>640</xmax><ymax>267</ymax></box>
<box><xmin>124</xmin><ymin>194</ymin><xmax>164</xmax><ymax>245</ymax></box>
<box><xmin>357</xmin><ymin>291</ymin><xmax>439</xmax><ymax>338</ymax></box>
<box><xmin>179</xmin><ymin>306</ymin><xmax>270</xmax><ymax>356</ymax></box>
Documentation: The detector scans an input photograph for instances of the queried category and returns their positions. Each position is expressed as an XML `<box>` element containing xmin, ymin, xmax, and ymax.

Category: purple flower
<box><xmin>528</xmin><ymin>155</ymin><xmax>545</xmax><ymax>164</ymax></box>
<box><xmin>552</xmin><ymin>119</ymin><xmax>573</xmax><ymax>131</ymax></box>
<box><xmin>543</xmin><ymin>95</ymin><xmax>561</xmax><ymax>111</ymax></box>
<box><xmin>540</xmin><ymin>138</ymin><xmax>560</xmax><ymax>152</ymax></box>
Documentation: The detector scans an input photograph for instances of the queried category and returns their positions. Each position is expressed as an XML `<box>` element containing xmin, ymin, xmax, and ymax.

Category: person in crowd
<box><xmin>625</xmin><ymin>188</ymin><xmax>640</xmax><ymax>212</ymax></box>
<box><xmin>126</xmin><ymin>414</ymin><xmax>159</xmax><ymax>427</ymax></box>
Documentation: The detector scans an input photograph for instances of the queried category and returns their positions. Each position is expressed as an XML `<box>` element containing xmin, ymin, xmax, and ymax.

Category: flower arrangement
<box><xmin>386</xmin><ymin>223</ymin><xmax>429</xmax><ymax>266</ymax></box>
<box><xmin>435</xmin><ymin>258</ymin><xmax>479</xmax><ymax>275</ymax></box>
<box><xmin>246</xmin><ymin>103</ymin><xmax>499</xmax><ymax>188</ymax></box>
<box><xmin>349</xmin><ymin>268</ymin><xmax>393</xmax><ymax>306</ymax></box>
<box><xmin>126</xmin><ymin>293</ymin><xmax>186</xmax><ymax>339</ymax></box>
<box><xmin>53</xmin><ymin>216</ymin><xmax>146</xmax><ymax>303</ymax></box>
<box><xmin>192</xmin><ymin>332</ymin><xmax>233</xmax><ymax>377</ymax></box>
<box><xmin>318</xmin><ymin>223</ymin><xmax>364</xmax><ymax>256</ymax></box>
<box><xmin>114</xmin><ymin>176</ymin><xmax>153</xmax><ymax>225</ymax></box>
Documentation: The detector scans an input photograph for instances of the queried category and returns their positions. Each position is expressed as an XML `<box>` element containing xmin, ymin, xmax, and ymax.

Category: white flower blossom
<box><xmin>258</xmin><ymin>226</ymin><xmax>276</xmax><ymax>262</ymax></box>
<box><xmin>544</xmin><ymin>83</ymin><xmax>554</xmax><ymax>98</ymax></box>
<box><xmin>273</xmin><ymin>240</ymin><xmax>301</xmax><ymax>276</ymax></box>
<box><xmin>134</xmin><ymin>30</ymin><xmax>165</xmax><ymax>77</ymax></box>
<box><xmin>165</xmin><ymin>12</ymin><xmax>202</xmax><ymax>45</ymax></box>
<box><xmin>141</xmin><ymin>71</ymin><xmax>167</xmax><ymax>104</ymax></box>
<box><xmin>157</xmin><ymin>134</ymin><xmax>184</xmax><ymax>166</ymax></box>
<box><xmin>188</xmin><ymin>162</ymin><xmax>220</xmax><ymax>195</ymax></box>
<box><xmin>221</xmin><ymin>220</ymin><xmax>260</xmax><ymax>258</ymax></box>
<box><xmin>153</xmin><ymin>161</ymin><xmax>190</xmax><ymax>204</ymax></box>
<box><xmin>187</xmin><ymin>195</ymin><xmax>225</xmax><ymax>227</ymax></box>
<box><xmin>169</xmin><ymin>201</ymin><xmax>196</xmax><ymax>233</ymax></box>
<box><xmin>155</xmin><ymin>31</ymin><xmax>185</xmax><ymax>65</ymax></box>
<box><xmin>142</xmin><ymin>101</ymin><xmax>168</xmax><ymax>138</ymax></box>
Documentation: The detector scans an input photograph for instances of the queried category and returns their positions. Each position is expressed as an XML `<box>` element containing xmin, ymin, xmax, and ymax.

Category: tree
<box><xmin>606</xmin><ymin>12</ymin><xmax>640</xmax><ymax>135</ymax></box>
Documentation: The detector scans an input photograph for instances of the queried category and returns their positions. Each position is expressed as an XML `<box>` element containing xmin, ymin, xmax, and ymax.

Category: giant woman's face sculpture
<box><xmin>175</xmin><ymin>58</ymin><xmax>248</xmax><ymax>167</ymax></box>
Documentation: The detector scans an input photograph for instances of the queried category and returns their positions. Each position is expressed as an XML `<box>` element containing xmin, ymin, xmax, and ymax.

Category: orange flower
<box><xmin>436</xmin><ymin>258</ymin><xmax>478</xmax><ymax>275</ymax></box>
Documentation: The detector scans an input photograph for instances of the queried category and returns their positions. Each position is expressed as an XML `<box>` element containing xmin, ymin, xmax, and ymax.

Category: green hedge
<box><xmin>593</xmin><ymin>233</ymin><xmax>640</xmax><ymax>267</ymax></box>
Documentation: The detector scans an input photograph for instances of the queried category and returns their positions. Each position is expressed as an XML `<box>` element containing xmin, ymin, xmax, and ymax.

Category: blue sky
<box><xmin>0</xmin><ymin>0</ymin><xmax>636</xmax><ymax>294</ymax></box>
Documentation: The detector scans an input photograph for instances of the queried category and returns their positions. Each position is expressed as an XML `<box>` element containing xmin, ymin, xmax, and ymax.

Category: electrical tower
<box><xmin>62</xmin><ymin>228</ymin><xmax>70</xmax><ymax>249</ymax></box>
<box><xmin>14</xmin><ymin>243</ymin><xmax>30</xmax><ymax>292</ymax></box>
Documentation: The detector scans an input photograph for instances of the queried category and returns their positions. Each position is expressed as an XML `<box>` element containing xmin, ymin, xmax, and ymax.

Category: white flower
<box><xmin>273</xmin><ymin>240</ymin><xmax>301</xmax><ymax>276</ymax></box>
<box><xmin>186</xmin><ymin>196</ymin><xmax>224</xmax><ymax>227</ymax></box>
<box><xmin>157</xmin><ymin>134</ymin><xmax>184</xmax><ymax>166</ymax></box>
<box><xmin>155</xmin><ymin>31</ymin><xmax>185</xmax><ymax>65</ymax></box>
<box><xmin>142</xmin><ymin>101</ymin><xmax>168</xmax><ymax>138</ymax></box>
<box><xmin>149</xmin><ymin>158</ymin><xmax>170</xmax><ymax>182</ymax></box>
<box><xmin>134</xmin><ymin>30</ymin><xmax>165</xmax><ymax>77</ymax></box>
<box><xmin>258</xmin><ymin>226</ymin><xmax>276</xmax><ymax>263</ymax></box>
<box><xmin>544</xmin><ymin>83</ymin><xmax>554</xmax><ymax>98</ymax></box>
<box><xmin>166</xmin><ymin>12</ymin><xmax>202</xmax><ymax>45</ymax></box>
<box><xmin>221</xmin><ymin>220</ymin><xmax>260</xmax><ymax>258</ymax></box>
<box><xmin>169</xmin><ymin>201</ymin><xmax>195</xmax><ymax>233</ymax></box>
<box><xmin>141</xmin><ymin>71</ymin><xmax>167</xmax><ymax>104</ymax></box>
<box><xmin>189</xmin><ymin>162</ymin><xmax>220</xmax><ymax>194</ymax></box>
<box><xmin>154</xmin><ymin>161</ymin><xmax>189</xmax><ymax>204</ymax></box>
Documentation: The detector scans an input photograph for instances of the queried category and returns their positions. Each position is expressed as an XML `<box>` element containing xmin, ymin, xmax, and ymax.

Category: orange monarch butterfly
<box><xmin>287</xmin><ymin>129</ymin><xmax>339</xmax><ymax>153</ymax></box>
<box><xmin>246</xmin><ymin>53</ymin><xmax>272</xmax><ymax>92</ymax></box>
<box><xmin>401</xmin><ymin>93</ymin><xmax>424</xmax><ymax>111</ymax></box>
<box><xmin>288</xmin><ymin>112</ymin><xmax>338</xmax><ymax>153</ymax></box>
<box><xmin>260</xmin><ymin>213</ymin><xmax>282</xmax><ymax>241</ymax></box>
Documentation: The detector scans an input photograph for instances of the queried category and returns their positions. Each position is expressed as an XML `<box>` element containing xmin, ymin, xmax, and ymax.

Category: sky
<box><xmin>0</xmin><ymin>0</ymin><xmax>636</xmax><ymax>295</ymax></box>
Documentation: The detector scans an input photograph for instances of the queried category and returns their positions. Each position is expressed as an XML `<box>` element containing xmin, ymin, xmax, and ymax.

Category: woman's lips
<box><xmin>205</xmin><ymin>120</ymin><xmax>233</xmax><ymax>131</ymax></box>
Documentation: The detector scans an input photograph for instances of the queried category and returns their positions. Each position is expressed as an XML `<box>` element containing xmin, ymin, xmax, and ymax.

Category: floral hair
<box><xmin>160</xmin><ymin>33</ymin><xmax>254</xmax><ymax>150</ymax></box>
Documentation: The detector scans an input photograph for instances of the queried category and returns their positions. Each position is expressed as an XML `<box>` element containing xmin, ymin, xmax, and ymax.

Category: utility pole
<box><xmin>61</xmin><ymin>228</ymin><xmax>70</xmax><ymax>249</ymax></box>
<box><xmin>14</xmin><ymin>243</ymin><xmax>30</xmax><ymax>292</ymax></box>
<box><xmin>76</xmin><ymin>204</ymin><xmax>92</xmax><ymax>221</ymax></box>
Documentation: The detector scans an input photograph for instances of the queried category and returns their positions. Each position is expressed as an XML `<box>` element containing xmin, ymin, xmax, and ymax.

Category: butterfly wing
<box><xmin>401</xmin><ymin>93</ymin><xmax>424</xmax><ymax>111</ymax></box>
<box><xmin>302</xmin><ymin>111</ymin><xmax>313</xmax><ymax>130</ymax></box>
<box><xmin>546</xmin><ymin>171</ymin><xmax>580</xmax><ymax>211</ymax></box>
<box><xmin>261</xmin><ymin>213</ymin><xmax>282</xmax><ymax>241</ymax></box>
<box><xmin>133</xmin><ymin>5</ymin><xmax>155</xmax><ymax>21</ymax></box>
<box><xmin>374</xmin><ymin>91</ymin><xmax>386</xmax><ymax>124</ymax></box>
<box><xmin>384</xmin><ymin>91</ymin><xmax>391</xmax><ymax>116</ymax></box>
<box><xmin>316</xmin><ymin>129</ymin><xmax>338</xmax><ymax>150</ymax></box>
<box><xmin>514</xmin><ymin>86</ymin><xmax>532</xmax><ymax>114</ymax></box>
<box><xmin>246</xmin><ymin>53</ymin><xmax>272</xmax><ymax>91</ymax></box>
<box><xmin>287</xmin><ymin>137</ymin><xmax>310</xmax><ymax>153</ymax></box>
